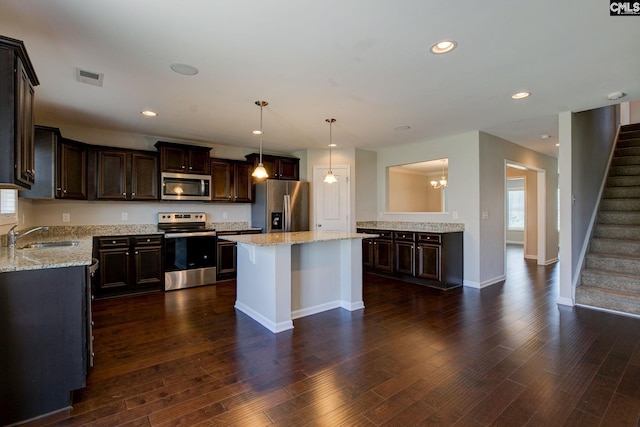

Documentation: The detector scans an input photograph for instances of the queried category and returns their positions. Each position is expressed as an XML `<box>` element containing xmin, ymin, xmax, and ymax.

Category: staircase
<box><xmin>577</xmin><ymin>122</ymin><xmax>640</xmax><ymax>316</ymax></box>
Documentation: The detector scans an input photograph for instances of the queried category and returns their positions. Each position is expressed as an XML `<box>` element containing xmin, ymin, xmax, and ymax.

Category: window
<box><xmin>507</xmin><ymin>178</ymin><xmax>525</xmax><ymax>230</ymax></box>
<box><xmin>0</xmin><ymin>189</ymin><xmax>18</xmax><ymax>225</ymax></box>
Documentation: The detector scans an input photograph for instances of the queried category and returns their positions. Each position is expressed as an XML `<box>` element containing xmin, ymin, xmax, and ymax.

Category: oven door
<box><xmin>164</xmin><ymin>234</ymin><xmax>217</xmax><ymax>290</ymax></box>
<box><xmin>161</xmin><ymin>172</ymin><xmax>211</xmax><ymax>201</ymax></box>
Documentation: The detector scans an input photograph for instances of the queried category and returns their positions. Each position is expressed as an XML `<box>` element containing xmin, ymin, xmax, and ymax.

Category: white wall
<box><xmin>558</xmin><ymin>105</ymin><xmax>618</xmax><ymax>305</ymax></box>
<box><xmin>375</xmin><ymin>131</ymin><xmax>480</xmax><ymax>286</ymax></box>
<box><xmin>479</xmin><ymin>132</ymin><xmax>558</xmax><ymax>285</ymax></box>
<box><xmin>355</xmin><ymin>148</ymin><xmax>377</xmax><ymax>222</ymax></box>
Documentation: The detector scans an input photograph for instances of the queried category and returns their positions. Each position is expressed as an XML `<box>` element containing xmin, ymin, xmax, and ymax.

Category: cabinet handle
<box><xmin>126</xmin><ymin>251</ymin><xmax>130</xmax><ymax>256</ymax></box>
<box><xmin>181</xmin><ymin>165</ymin><xmax>186</xmax><ymax>169</ymax></box>
<box><xmin>112</xmin><ymin>240</ymin><xmax>116</xmax><ymax>244</ymax></box>
<box><xmin>146</xmin><ymin>238</ymin><xmax>150</xmax><ymax>242</ymax></box>
<box><xmin>132</xmin><ymin>192</ymin><xmax>136</xmax><ymax>197</ymax></box>
<box><xmin>189</xmin><ymin>166</ymin><xmax>193</xmax><ymax>170</ymax></box>
<box><xmin>122</xmin><ymin>192</ymin><xmax>126</xmax><ymax>197</ymax></box>
<box><xmin>135</xmin><ymin>251</ymin><xmax>139</xmax><ymax>255</ymax></box>
<box><xmin>63</xmin><ymin>189</ymin><xmax>67</xmax><ymax>194</ymax></box>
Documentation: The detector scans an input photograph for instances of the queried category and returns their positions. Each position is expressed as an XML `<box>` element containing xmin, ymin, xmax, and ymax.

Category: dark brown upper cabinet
<box><xmin>0</xmin><ymin>36</ymin><xmax>39</xmax><ymax>189</ymax></box>
<box><xmin>245</xmin><ymin>153</ymin><xmax>299</xmax><ymax>181</ymax></box>
<box><xmin>94</xmin><ymin>148</ymin><xmax>158</xmax><ymax>201</ymax></box>
<box><xmin>155</xmin><ymin>141</ymin><xmax>211</xmax><ymax>175</ymax></box>
<box><xmin>21</xmin><ymin>126</ymin><xmax>87</xmax><ymax>200</ymax></box>
<box><xmin>210</xmin><ymin>159</ymin><xmax>253</xmax><ymax>203</ymax></box>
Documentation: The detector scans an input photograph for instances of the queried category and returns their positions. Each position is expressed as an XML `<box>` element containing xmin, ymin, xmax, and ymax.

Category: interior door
<box><xmin>313</xmin><ymin>166</ymin><xmax>350</xmax><ymax>232</ymax></box>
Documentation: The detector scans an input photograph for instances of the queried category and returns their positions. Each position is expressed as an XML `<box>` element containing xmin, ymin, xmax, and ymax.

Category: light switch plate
<box><xmin>62</xmin><ymin>213</ymin><xmax>70</xmax><ymax>222</ymax></box>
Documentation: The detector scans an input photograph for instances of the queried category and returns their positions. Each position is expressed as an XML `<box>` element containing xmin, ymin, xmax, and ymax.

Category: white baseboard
<box><xmin>464</xmin><ymin>275</ymin><xmax>505</xmax><ymax>289</ymax></box>
<box><xmin>234</xmin><ymin>301</ymin><xmax>294</xmax><ymax>333</ymax></box>
<box><xmin>556</xmin><ymin>296</ymin><xmax>574</xmax><ymax>307</ymax></box>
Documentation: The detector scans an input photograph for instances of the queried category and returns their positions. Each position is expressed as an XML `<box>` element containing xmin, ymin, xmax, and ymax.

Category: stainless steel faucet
<box><xmin>7</xmin><ymin>225</ymin><xmax>49</xmax><ymax>248</ymax></box>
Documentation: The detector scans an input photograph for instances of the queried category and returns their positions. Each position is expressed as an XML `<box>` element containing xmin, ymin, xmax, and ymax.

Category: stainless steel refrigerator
<box><xmin>251</xmin><ymin>180</ymin><xmax>309</xmax><ymax>233</ymax></box>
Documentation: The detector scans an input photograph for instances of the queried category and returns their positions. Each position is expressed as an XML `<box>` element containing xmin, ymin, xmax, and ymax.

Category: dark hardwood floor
<box><xmin>23</xmin><ymin>245</ymin><xmax>640</xmax><ymax>426</ymax></box>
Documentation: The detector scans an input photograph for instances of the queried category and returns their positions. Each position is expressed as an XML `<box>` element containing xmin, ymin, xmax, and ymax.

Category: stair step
<box><xmin>585</xmin><ymin>253</ymin><xmax>640</xmax><ymax>275</ymax></box>
<box><xmin>603</xmin><ymin>186</ymin><xmax>640</xmax><ymax>199</ymax></box>
<box><xmin>612</xmin><ymin>156</ymin><xmax>640</xmax><ymax>166</ymax></box>
<box><xmin>600</xmin><ymin>198</ymin><xmax>640</xmax><ymax>211</ymax></box>
<box><xmin>615</xmin><ymin>146</ymin><xmax>640</xmax><ymax>157</ymax></box>
<box><xmin>622</xmin><ymin>123</ymin><xmax>640</xmax><ymax>132</ymax></box>
<box><xmin>581</xmin><ymin>268</ymin><xmax>640</xmax><ymax>293</ymax></box>
<box><xmin>576</xmin><ymin>285</ymin><xmax>640</xmax><ymax>316</ymax></box>
<box><xmin>590</xmin><ymin>238</ymin><xmax>640</xmax><ymax>256</ymax></box>
<box><xmin>597</xmin><ymin>211</ymin><xmax>640</xmax><ymax>225</ymax></box>
<box><xmin>609</xmin><ymin>165</ymin><xmax>640</xmax><ymax>176</ymax></box>
<box><xmin>594</xmin><ymin>224</ymin><xmax>640</xmax><ymax>240</ymax></box>
<box><xmin>619</xmin><ymin>130</ymin><xmax>640</xmax><ymax>141</ymax></box>
<box><xmin>606</xmin><ymin>175</ymin><xmax>640</xmax><ymax>187</ymax></box>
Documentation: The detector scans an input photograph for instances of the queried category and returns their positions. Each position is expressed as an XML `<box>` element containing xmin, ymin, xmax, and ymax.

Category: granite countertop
<box><xmin>219</xmin><ymin>231</ymin><xmax>378</xmax><ymax>247</ymax></box>
<box><xmin>356</xmin><ymin>221</ymin><xmax>464</xmax><ymax>233</ymax></box>
<box><xmin>0</xmin><ymin>238</ymin><xmax>94</xmax><ymax>273</ymax></box>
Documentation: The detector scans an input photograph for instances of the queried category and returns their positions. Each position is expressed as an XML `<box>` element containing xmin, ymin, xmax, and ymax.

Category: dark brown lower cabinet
<box><xmin>216</xmin><ymin>230</ymin><xmax>262</xmax><ymax>281</ymax></box>
<box><xmin>0</xmin><ymin>266</ymin><xmax>86</xmax><ymax>425</ymax></box>
<box><xmin>93</xmin><ymin>234</ymin><xmax>163</xmax><ymax>298</ymax></box>
<box><xmin>358</xmin><ymin>228</ymin><xmax>463</xmax><ymax>289</ymax></box>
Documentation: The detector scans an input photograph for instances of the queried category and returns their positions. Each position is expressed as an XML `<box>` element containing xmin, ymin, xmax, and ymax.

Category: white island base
<box><xmin>223</xmin><ymin>232</ymin><xmax>371</xmax><ymax>333</ymax></box>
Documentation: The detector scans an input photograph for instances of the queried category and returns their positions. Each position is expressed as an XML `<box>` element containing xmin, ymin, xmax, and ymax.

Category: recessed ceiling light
<box><xmin>430</xmin><ymin>40</ymin><xmax>457</xmax><ymax>54</ymax></box>
<box><xmin>141</xmin><ymin>110</ymin><xmax>158</xmax><ymax>117</ymax></box>
<box><xmin>555</xmin><ymin>143</ymin><xmax>560</xmax><ymax>147</ymax></box>
<box><xmin>541</xmin><ymin>134</ymin><xmax>550</xmax><ymax>139</ymax></box>
<box><xmin>328</xmin><ymin>143</ymin><xmax>337</xmax><ymax>147</ymax></box>
<box><xmin>170</xmin><ymin>63</ymin><xmax>199</xmax><ymax>76</ymax></box>
<box><xmin>252</xmin><ymin>130</ymin><xmax>263</xmax><ymax>135</ymax></box>
<box><xmin>512</xmin><ymin>91</ymin><xmax>531</xmax><ymax>100</ymax></box>
<box><xmin>607</xmin><ymin>91</ymin><xmax>626</xmax><ymax>101</ymax></box>
<box><xmin>394</xmin><ymin>125</ymin><xmax>411</xmax><ymax>131</ymax></box>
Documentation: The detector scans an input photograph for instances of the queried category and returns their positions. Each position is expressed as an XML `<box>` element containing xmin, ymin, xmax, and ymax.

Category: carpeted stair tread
<box><xmin>599</xmin><ymin>199</ymin><xmax>640</xmax><ymax>211</ymax></box>
<box><xmin>581</xmin><ymin>268</ymin><xmax>640</xmax><ymax>292</ymax></box>
<box><xmin>585</xmin><ymin>252</ymin><xmax>640</xmax><ymax>276</ymax></box>
<box><xmin>603</xmin><ymin>186</ymin><xmax>640</xmax><ymax>198</ymax></box>
<box><xmin>576</xmin><ymin>285</ymin><xmax>640</xmax><ymax>316</ymax></box>
<box><xmin>590</xmin><ymin>237</ymin><xmax>640</xmax><ymax>256</ymax></box>
<box><xmin>612</xmin><ymin>156</ymin><xmax>640</xmax><ymax>166</ymax></box>
<box><xmin>606</xmin><ymin>175</ymin><xmax>640</xmax><ymax>187</ymax></box>
<box><xmin>597</xmin><ymin>210</ymin><xmax>640</xmax><ymax>225</ymax></box>
<box><xmin>622</xmin><ymin>123</ymin><xmax>640</xmax><ymax>132</ymax></box>
<box><xmin>594</xmin><ymin>224</ymin><xmax>640</xmax><ymax>240</ymax></box>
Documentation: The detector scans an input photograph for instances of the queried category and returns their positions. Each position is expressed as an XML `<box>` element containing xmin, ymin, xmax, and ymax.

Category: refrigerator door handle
<box><xmin>283</xmin><ymin>194</ymin><xmax>291</xmax><ymax>232</ymax></box>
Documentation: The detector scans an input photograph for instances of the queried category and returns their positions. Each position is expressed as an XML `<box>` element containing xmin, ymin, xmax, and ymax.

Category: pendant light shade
<box><xmin>324</xmin><ymin>118</ymin><xmax>337</xmax><ymax>184</ymax></box>
<box><xmin>252</xmin><ymin>100</ymin><xmax>269</xmax><ymax>179</ymax></box>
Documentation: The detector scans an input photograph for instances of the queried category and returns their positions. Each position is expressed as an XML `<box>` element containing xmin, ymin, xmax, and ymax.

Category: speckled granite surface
<box><xmin>0</xmin><ymin>223</ymin><xmax>259</xmax><ymax>272</ymax></box>
<box><xmin>356</xmin><ymin>221</ymin><xmax>464</xmax><ymax>233</ymax></box>
<box><xmin>220</xmin><ymin>231</ymin><xmax>376</xmax><ymax>246</ymax></box>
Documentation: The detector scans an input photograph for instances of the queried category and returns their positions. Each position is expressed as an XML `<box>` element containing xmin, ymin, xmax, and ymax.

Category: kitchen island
<box><xmin>220</xmin><ymin>231</ymin><xmax>376</xmax><ymax>333</ymax></box>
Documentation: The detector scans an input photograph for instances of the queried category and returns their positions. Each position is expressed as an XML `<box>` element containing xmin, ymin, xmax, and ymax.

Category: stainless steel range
<box><xmin>157</xmin><ymin>212</ymin><xmax>217</xmax><ymax>291</ymax></box>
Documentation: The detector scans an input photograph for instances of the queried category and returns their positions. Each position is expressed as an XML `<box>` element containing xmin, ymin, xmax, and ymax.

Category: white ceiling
<box><xmin>1</xmin><ymin>0</ymin><xmax>639</xmax><ymax>158</ymax></box>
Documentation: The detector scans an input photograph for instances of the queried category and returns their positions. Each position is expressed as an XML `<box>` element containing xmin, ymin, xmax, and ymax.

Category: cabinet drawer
<box><xmin>132</xmin><ymin>235</ymin><xmax>163</xmax><ymax>246</ymax></box>
<box><xmin>417</xmin><ymin>233</ymin><xmax>442</xmax><ymax>244</ymax></box>
<box><xmin>393</xmin><ymin>231</ymin><xmax>415</xmax><ymax>242</ymax></box>
<box><xmin>96</xmin><ymin>236</ymin><xmax>129</xmax><ymax>248</ymax></box>
<box><xmin>375</xmin><ymin>230</ymin><xmax>393</xmax><ymax>240</ymax></box>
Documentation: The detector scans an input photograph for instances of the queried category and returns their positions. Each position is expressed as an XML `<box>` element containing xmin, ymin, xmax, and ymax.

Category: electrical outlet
<box><xmin>121</xmin><ymin>212</ymin><xmax>128</xmax><ymax>221</ymax></box>
<box><xmin>482</xmin><ymin>211</ymin><xmax>489</xmax><ymax>220</ymax></box>
<box><xmin>223</xmin><ymin>211</ymin><xmax>228</xmax><ymax>219</ymax></box>
<box><xmin>62</xmin><ymin>213</ymin><xmax>70</xmax><ymax>222</ymax></box>
<box><xmin>452</xmin><ymin>211</ymin><xmax>458</xmax><ymax>220</ymax></box>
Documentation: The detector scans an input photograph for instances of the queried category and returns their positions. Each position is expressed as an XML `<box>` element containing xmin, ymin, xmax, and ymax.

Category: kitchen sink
<box><xmin>23</xmin><ymin>241</ymin><xmax>80</xmax><ymax>248</ymax></box>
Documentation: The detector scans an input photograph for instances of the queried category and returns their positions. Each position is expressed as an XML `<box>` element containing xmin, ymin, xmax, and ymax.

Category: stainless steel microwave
<box><xmin>161</xmin><ymin>172</ymin><xmax>211</xmax><ymax>201</ymax></box>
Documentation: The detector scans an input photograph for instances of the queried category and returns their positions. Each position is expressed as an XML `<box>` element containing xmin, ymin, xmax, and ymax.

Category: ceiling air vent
<box><xmin>75</xmin><ymin>67</ymin><xmax>104</xmax><ymax>87</ymax></box>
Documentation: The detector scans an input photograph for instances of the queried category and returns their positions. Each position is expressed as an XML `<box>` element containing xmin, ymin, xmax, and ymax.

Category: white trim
<box><xmin>341</xmin><ymin>300</ymin><xmax>365</xmax><ymax>311</ymax></box>
<box><xmin>556</xmin><ymin>296</ymin><xmax>574</xmax><ymax>307</ymax></box>
<box><xmin>234</xmin><ymin>302</ymin><xmax>294</xmax><ymax>333</ymax></box>
<box><xmin>575</xmin><ymin>303</ymin><xmax>640</xmax><ymax>319</ymax></box>
<box><xmin>291</xmin><ymin>301</ymin><xmax>341</xmax><ymax>319</ymax></box>
<box><xmin>464</xmin><ymin>275</ymin><xmax>505</xmax><ymax>289</ymax></box>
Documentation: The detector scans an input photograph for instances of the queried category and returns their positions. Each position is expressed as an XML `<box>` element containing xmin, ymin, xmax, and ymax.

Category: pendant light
<box><xmin>324</xmin><ymin>118</ymin><xmax>337</xmax><ymax>183</ymax></box>
<box><xmin>252</xmin><ymin>100</ymin><xmax>269</xmax><ymax>179</ymax></box>
<box><xmin>430</xmin><ymin>159</ymin><xmax>448</xmax><ymax>189</ymax></box>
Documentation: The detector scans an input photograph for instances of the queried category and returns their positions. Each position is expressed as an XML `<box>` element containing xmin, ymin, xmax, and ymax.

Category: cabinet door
<box><xmin>417</xmin><ymin>244</ymin><xmax>441</xmax><ymax>281</ymax></box>
<box><xmin>15</xmin><ymin>56</ymin><xmax>36</xmax><ymax>187</ymax></box>
<box><xmin>374</xmin><ymin>240</ymin><xmax>394</xmax><ymax>272</ymax></box>
<box><xmin>97</xmin><ymin>247</ymin><xmax>130</xmax><ymax>294</ymax></box>
<box><xmin>233</xmin><ymin>161</ymin><xmax>253</xmax><ymax>202</ymax></box>
<box><xmin>132</xmin><ymin>245</ymin><xmax>163</xmax><ymax>290</ymax></box>
<box><xmin>96</xmin><ymin>150</ymin><xmax>127</xmax><ymax>200</ymax></box>
<box><xmin>277</xmin><ymin>158</ymin><xmax>299</xmax><ymax>180</ymax></box>
<box><xmin>395</xmin><ymin>241</ymin><xmax>415</xmax><ymax>275</ymax></box>
<box><xmin>188</xmin><ymin>149</ymin><xmax>211</xmax><ymax>174</ymax></box>
<box><xmin>58</xmin><ymin>141</ymin><xmax>87</xmax><ymax>199</ymax></box>
<box><xmin>210</xmin><ymin>159</ymin><xmax>232</xmax><ymax>201</ymax></box>
<box><xmin>130</xmin><ymin>152</ymin><xmax>158</xmax><ymax>200</ymax></box>
<box><xmin>362</xmin><ymin>239</ymin><xmax>374</xmax><ymax>269</ymax></box>
<box><xmin>217</xmin><ymin>240</ymin><xmax>237</xmax><ymax>280</ymax></box>
<box><xmin>159</xmin><ymin>145</ymin><xmax>187</xmax><ymax>173</ymax></box>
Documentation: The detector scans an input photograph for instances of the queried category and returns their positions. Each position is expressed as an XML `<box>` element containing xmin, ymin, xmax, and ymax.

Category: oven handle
<box><xmin>165</xmin><ymin>231</ymin><xmax>217</xmax><ymax>238</ymax></box>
